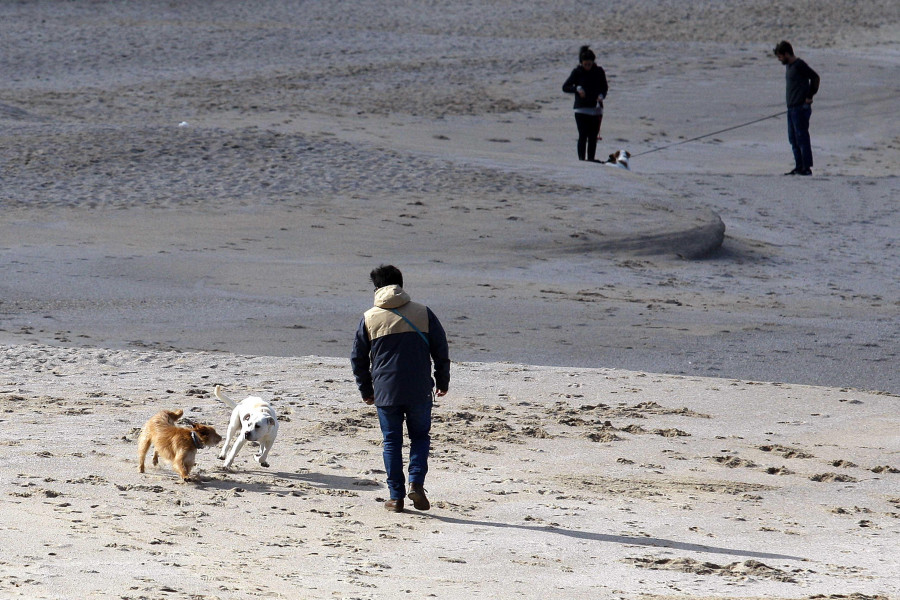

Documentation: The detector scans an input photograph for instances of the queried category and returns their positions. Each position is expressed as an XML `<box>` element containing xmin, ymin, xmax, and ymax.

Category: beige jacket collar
<box><xmin>374</xmin><ymin>285</ymin><xmax>411</xmax><ymax>309</ymax></box>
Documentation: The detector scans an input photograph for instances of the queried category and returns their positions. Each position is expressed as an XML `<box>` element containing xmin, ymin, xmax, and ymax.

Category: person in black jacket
<box><xmin>774</xmin><ymin>41</ymin><xmax>820</xmax><ymax>176</ymax></box>
<box><xmin>562</xmin><ymin>45</ymin><xmax>609</xmax><ymax>162</ymax></box>
<box><xmin>351</xmin><ymin>265</ymin><xmax>450</xmax><ymax>513</ymax></box>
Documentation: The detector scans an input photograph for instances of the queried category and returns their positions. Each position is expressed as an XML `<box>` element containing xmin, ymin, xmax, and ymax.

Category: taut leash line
<box><xmin>632</xmin><ymin>111</ymin><xmax>787</xmax><ymax>157</ymax></box>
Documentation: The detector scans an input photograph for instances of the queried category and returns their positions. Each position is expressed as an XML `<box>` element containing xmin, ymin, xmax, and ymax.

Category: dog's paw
<box><xmin>260</xmin><ymin>461</ymin><xmax>270</xmax><ymax>468</ymax></box>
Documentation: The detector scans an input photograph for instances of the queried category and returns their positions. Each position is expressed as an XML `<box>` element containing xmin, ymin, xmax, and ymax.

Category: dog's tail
<box><xmin>165</xmin><ymin>409</ymin><xmax>184</xmax><ymax>422</ymax></box>
<box><xmin>214</xmin><ymin>385</ymin><xmax>238</xmax><ymax>409</ymax></box>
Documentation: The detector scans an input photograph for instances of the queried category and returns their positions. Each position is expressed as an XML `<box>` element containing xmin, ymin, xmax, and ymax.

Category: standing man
<box><xmin>351</xmin><ymin>265</ymin><xmax>450</xmax><ymax>513</ymax></box>
<box><xmin>774</xmin><ymin>41</ymin><xmax>820</xmax><ymax>176</ymax></box>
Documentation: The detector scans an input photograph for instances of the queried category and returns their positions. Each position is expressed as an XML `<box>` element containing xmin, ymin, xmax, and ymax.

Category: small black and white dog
<box><xmin>605</xmin><ymin>149</ymin><xmax>631</xmax><ymax>170</ymax></box>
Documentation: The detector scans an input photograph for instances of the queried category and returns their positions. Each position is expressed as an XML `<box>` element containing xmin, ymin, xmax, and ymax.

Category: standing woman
<box><xmin>562</xmin><ymin>45</ymin><xmax>608</xmax><ymax>162</ymax></box>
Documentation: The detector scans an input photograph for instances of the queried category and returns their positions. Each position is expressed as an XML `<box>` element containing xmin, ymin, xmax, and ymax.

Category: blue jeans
<box><xmin>787</xmin><ymin>105</ymin><xmax>813</xmax><ymax>171</ymax></box>
<box><xmin>377</xmin><ymin>401</ymin><xmax>432</xmax><ymax>500</ymax></box>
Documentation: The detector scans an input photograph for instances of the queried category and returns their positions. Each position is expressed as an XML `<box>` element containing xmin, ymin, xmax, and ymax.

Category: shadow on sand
<box><xmin>422</xmin><ymin>512</ymin><xmax>803</xmax><ymax>561</ymax></box>
<box><xmin>197</xmin><ymin>468</ymin><xmax>380</xmax><ymax>494</ymax></box>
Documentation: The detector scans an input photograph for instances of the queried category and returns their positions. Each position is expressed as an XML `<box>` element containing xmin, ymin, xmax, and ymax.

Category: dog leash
<box><xmin>387</xmin><ymin>308</ymin><xmax>429</xmax><ymax>346</ymax></box>
<box><xmin>632</xmin><ymin>110</ymin><xmax>787</xmax><ymax>157</ymax></box>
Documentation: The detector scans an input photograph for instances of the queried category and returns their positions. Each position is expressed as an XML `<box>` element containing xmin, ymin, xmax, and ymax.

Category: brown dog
<box><xmin>137</xmin><ymin>409</ymin><xmax>222</xmax><ymax>481</ymax></box>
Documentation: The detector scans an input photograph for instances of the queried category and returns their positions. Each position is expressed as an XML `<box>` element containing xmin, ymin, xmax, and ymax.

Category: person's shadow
<box><xmin>198</xmin><ymin>471</ymin><xmax>798</xmax><ymax>561</ymax></box>
<box><xmin>422</xmin><ymin>513</ymin><xmax>804</xmax><ymax>561</ymax></box>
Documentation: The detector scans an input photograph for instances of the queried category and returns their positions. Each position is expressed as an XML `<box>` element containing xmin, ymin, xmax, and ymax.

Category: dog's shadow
<box><xmin>272</xmin><ymin>470</ymin><xmax>381</xmax><ymax>491</ymax></box>
<box><xmin>195</xmin><ymin>467</ymin><xmax>381</xmax><ymax>495</ymax></box>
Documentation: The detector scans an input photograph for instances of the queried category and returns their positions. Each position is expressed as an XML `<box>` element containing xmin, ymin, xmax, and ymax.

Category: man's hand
<box><xmin>436</xmin><ymin>389</ymin><xmax>448</xmax><ymax>398</ymax></box>
<box><xmin>363</xmin><ymin>396</ymin><xmax>375</xmax><ymax>405</ymax></box>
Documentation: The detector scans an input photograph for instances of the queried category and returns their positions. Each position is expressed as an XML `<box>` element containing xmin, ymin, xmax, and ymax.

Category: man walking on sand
<box><xmin>774</xmin><ymin>40</ymin><xmax>820</xmax><ymax>176</ymax></box>
<box><xmin>351</xmin><ymin>265</ymin><xmax>450</xmax><ymax>513</ymax></box>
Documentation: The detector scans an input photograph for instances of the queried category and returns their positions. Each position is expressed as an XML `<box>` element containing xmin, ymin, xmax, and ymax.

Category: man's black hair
<box><xmin>773</xmin><ymin>40</ymin><xmax>794</xmax><ymax>56</ymax></box>
<box><xmin>370</xmin><ymin>264</ymin><xmax>403</xmax><ymax>289</ymax></box>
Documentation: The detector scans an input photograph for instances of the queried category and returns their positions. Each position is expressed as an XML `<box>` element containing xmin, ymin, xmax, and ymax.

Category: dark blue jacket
<box><xmin>351</xmin><ymin>285</ymin><xmax>450</xmax><ymax>407</ymax></box>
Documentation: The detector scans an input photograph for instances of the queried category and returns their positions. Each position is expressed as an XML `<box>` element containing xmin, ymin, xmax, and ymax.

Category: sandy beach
<box><xmin>1</xmin><ymin>1</ymin><xmax>898</xmax><ymax>598</ymax></box>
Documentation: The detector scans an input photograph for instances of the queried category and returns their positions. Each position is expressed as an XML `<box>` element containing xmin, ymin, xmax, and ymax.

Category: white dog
<box><xmin>214</xmin><ymin>385</ymin><xmax>279</xmax><ymax>468</ymax></box>
<box><xmin>605</xmin><ymin>149</ymin><xmax>631</xmax><ymax>170</ymax></box>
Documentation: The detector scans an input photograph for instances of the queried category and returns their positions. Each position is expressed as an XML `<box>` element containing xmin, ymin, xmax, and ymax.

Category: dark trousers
<box><xmin>787</xmin><ymin>105</ymin><xmax>813</xmax><ymax>171</ymax></box>
<box><xmin>574</xmin><ymin>113</ymin><xmax>602</xmax><ymax>161</ymax></box>
<box><xmin>376</xmin><ymin>401</ymin><xmax>432</xmax><ymax>500</ymax></box>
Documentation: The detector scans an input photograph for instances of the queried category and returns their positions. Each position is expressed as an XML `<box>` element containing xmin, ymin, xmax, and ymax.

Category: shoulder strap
<box><xmin>387</xmin><ymin>308</ymin><xmax>429</xmax><ymax>346</ymax></box>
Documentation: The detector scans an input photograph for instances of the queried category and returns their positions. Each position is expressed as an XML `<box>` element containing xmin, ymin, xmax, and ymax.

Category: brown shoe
<box><xmin>407</xmin><ymin>483</ymin><xmax>430</xmax><ymax>511</ymax></box>
<box><xmin>384</xmin><ymin>498</ymin><xmax>404</xmax><ymax>512</ymax></box>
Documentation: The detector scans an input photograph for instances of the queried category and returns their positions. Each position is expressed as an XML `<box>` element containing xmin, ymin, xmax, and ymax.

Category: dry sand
<box><xmin>0</xmin><ymin>1</ymin><xmax>898</xmax><ymax>598</ymax></box>
<box><xmin>1</xmin><ymin>347</ymin><xmax>898</xmax><ymax>599</ymax></box>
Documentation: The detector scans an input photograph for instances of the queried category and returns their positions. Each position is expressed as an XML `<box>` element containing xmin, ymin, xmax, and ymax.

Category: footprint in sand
<box><xmin>625</xmin><ymin>556</ymin><xmax>801</xmax><ymax>583</ymax></box>
<box><xmin>809</xmin><ymin>473</ymin><xmax>858</xmax><ymax>483</ymax></box>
